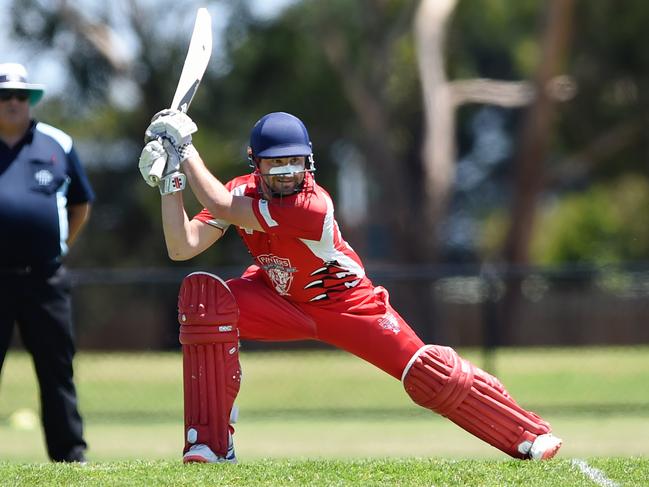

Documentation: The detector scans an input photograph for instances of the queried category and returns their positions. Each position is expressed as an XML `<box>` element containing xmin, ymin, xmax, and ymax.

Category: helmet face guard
<box><xmin>263</xmin><ymin>163</ymin><xmax>309</xmax><ymax>178</ymax></box>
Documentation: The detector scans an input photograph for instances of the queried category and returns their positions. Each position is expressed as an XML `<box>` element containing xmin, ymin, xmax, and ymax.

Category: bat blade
<box><xmin>171</xmin><ymin>7</ymin><xmax>213</xmax><ymax>113</ymax></box>
<box><xmin>147</xmin><ymin>8</ymin><xmax>212</xmax><ymax>185</ymax></box>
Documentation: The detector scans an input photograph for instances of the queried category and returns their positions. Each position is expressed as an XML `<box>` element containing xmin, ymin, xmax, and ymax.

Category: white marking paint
<box><xmin>571</xmin><ymin>459</ymin><xmax>619</xmax><ymax>487</ymax></box>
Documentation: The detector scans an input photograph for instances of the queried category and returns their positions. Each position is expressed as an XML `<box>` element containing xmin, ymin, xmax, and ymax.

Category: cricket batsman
<box><xmin>138</xmin><ymin>110</ymin><xmax>563</xmax><ymax>463</ymax></box>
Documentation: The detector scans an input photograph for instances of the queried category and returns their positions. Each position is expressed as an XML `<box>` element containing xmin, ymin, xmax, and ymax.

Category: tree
<box><xmin>415</xmin><ymin>0</ymin><xmax>542</xmax><ymax>258</ymax></box>
<box><xmin>503</xmin><ymin>0</ymin><xmax>575</xmax><ymax>266</ymax></box>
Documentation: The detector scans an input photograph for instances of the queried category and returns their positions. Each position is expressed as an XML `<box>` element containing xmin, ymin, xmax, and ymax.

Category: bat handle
<box><xmin>147</xmin><ymin>155</ymin><xmax>167</xmax><ymax>185</ymax></box>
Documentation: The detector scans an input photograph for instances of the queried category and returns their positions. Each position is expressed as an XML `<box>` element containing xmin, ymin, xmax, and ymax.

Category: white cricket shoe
<box><xmin>529</xmin><ymin>433</ymin><xmax>562</xmax><ymax>460</ymax></box>
<box><xmin>183</xmin><ymin>434</ymin><xmax>237</xmax><ymax>464</ymax></box>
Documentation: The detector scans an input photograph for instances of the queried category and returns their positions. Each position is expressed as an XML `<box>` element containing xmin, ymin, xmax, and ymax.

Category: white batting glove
<box><xmin>150</xmin><ymin>108</ymin><xmax>176</xmax><ymax>123</ymax></box>
<box><xmin>159</xmin><ymin>170</ymin><xmax>187</xmax><ymax>195</ymax></box>
<box><xmin>145</xmin><ymin>110</ymin><xmax>197</xmax><ymax>161</ymax></box>
<box><xmin>138</xmin><ymin>140</ymin><xmax>167</xmax><ymax>187</ymax></box>
<box><xmin>158</xmin><ymin>139</ymin><xmax>186</xmax><ymax>195</ymax></box>
<box><xmin>138</xmin><ymin>139</ymin><xmax>187</xmax><ymax>195</ymax></box>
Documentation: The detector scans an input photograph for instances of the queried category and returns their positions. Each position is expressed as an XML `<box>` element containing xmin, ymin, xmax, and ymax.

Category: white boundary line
<box><xmin>571</xmin><ymin>459</ymin><xmax>619</xmax><ymax>487</ymax></box>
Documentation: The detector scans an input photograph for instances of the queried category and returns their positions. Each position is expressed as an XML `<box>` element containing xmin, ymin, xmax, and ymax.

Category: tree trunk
<box><xmin>414</xmin><ymin>0</ymin><xmax>458</xmax><ymax>257</ymax></box>
<box><xmin>501</xmin><ymin>0</ymin><xmax>575</xmax><ymax>344</ymax></box>
<box><xmin>320</xmin><ymin>26</ymin><xmax>423</xmax><ymax>263</ymax></box>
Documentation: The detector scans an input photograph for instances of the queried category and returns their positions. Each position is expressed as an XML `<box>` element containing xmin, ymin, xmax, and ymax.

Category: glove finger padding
<box><xmin>146</xmin><ymin>110</ymin><xmax>197</xmax><ymax>148</ymax></box>
<box><xmin>143</xmin><ymin>109</ymin><xmax>180</xmax><ymax>143</ymax></box>
<box><xmin>151</xmin><ymin>108</ymin><xmax>178</xmax><ymax>123</ymax></box>
<box><xmin>139</xmin><ymin>140</ymin><xmax>167</xmax><ymax>187</ymax></box>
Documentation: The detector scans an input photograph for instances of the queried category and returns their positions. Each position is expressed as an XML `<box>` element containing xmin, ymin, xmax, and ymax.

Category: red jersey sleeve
<box><xmin>192</xmin><ymin>177</ymin><xmax>245</xmax><ymax>229</ymax></box>
<box><xmin>194</xmin><ymin>207</ymin><xmax>218</xmax><ymax>225</ymax></box>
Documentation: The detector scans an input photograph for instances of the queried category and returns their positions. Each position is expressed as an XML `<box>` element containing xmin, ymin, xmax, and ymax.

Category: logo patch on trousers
<box><xmin>378</xmin><ymin>312</ymin><xmax>400</xmax><ymax>334</ymax></box>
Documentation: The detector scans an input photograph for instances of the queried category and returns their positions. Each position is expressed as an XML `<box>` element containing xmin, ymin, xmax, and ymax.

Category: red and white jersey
<box><xmin>194</xmin><ymin>172</ymin><xmax>373</xmax><ymax>303</ymax></box>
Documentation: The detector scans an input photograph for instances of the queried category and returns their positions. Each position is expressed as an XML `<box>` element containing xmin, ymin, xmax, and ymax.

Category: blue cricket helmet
<box><xmin>249</xmin><ymin>112</ymin><xmax>312</xmax><ymax>158</ymax></box>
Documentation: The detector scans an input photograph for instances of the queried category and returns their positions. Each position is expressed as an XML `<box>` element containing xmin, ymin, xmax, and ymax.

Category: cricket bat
<box><xmin>147</xmin><ymin>7</ymin><xmax>213</xmax><ymax>185</ymax></box>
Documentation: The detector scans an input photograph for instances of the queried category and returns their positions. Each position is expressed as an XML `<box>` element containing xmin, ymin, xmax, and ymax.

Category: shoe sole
<box><xmin>183</xmin><ymin>454</ymin><xmax>210</xmax><ymax>464</ymax></box>
<box><xmin>183</xmin><ymin>453</ymin><xmax>237</xmax><ymax>464</ymax></box>
<box><xmin>540</xmin><ymin>439</ymin><xmax>563</xmax><ymax>460</ymax></box>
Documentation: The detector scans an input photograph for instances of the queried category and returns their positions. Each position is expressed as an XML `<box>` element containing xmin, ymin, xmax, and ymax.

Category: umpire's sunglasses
<box><xmin>0</xmin><ymin>90</ymin><xmax>30</xmax><ymax>102</ymax></box>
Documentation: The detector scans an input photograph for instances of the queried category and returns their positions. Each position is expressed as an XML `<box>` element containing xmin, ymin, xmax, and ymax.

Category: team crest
<box><xmin>34</xmin><ymin>169</ymin><xmax>54</xmax><ymax>186</ymax></box>
<box><xmin>378</xmin><ymin>312</ymin><xmax>401</xmax><ymax>334</ymax></box>
<box><xmin>258</xmin><ymin>254</ymin><xmax>296</xmax><ymax>296</ymax></box>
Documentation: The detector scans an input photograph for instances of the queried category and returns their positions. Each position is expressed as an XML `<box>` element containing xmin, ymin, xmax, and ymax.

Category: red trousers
<box><xmin>220</xmin><ymin>268</ymin><xmax>555</xmax><ymax>459</ymax></box>
<box><xmin>228</xmin><ymin>267</ymin><xmax>424</xmax><ymax>380</ymax></box>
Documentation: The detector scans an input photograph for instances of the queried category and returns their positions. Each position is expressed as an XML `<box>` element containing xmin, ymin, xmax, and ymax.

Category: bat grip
<box><xmin>147</xmin><ymin>156</ymin><xmax>167</xmax><ymax>185</ymax></box>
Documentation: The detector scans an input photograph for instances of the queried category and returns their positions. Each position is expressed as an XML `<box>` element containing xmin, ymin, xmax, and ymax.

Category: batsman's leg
<box><xmin>401</xmin><ymin>345</ymin><xmax>562</xmax><ymax>459</ymax></box>
<box><xmin>178</xmin><ymin>272</ymin><xmax>241</xmax><ymax>463</ymax></box>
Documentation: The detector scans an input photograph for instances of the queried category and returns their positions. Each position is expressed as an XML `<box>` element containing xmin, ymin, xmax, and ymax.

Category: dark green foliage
<box><xmin>532</xmin><ymin>175</ymin><xmax>649</xmax><ymax>264</ymax></box>
<box><xmin>8</xmin><ymin>0</ymin><xmax>649</xmax><ymax>266</ymax></box>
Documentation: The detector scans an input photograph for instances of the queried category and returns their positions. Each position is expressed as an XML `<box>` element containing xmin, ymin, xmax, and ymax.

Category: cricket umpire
<box><xmin>0</xmin><ymin>63</ymin><xmax>94</xmax><ymax>462</ymax></box>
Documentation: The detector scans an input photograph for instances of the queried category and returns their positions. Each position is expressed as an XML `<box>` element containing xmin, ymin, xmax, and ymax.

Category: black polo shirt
<box><xmin>0</xmin><ymin>121</ymin><xmax>95</xmax><ymax>268</ymax></box>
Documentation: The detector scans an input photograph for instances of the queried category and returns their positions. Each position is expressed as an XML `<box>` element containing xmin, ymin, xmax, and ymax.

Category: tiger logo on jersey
<box><xmin>305</xmin><ymin>260</ymin><xmax>361</xmax><ymax>302</ymax></box>
<box><xmin>258</xmin><ymin>254</ymin><xmax>297</xmax><ymax>296</ymax></box>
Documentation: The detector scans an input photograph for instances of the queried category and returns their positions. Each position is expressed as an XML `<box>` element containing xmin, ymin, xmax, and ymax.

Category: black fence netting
<box><xmin>61</xmin><ymin>263</ymin><xmax>649</xmax><ymax>350</ymax></box>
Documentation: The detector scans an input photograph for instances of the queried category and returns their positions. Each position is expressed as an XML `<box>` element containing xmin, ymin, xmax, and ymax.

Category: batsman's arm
<box><xmin>144</xmin><ymin>109</ymin><xmax>262</xmax><ymax>239</ymax></box>
<box><xmin>182</xmin><ymin>153</ymin><xmax>264</xmax><ymax>232</ymax></box>
<box><xmin>161</xmin><ymin>192</ymin><xmax>223</xmax><ymax>261</ymax></box>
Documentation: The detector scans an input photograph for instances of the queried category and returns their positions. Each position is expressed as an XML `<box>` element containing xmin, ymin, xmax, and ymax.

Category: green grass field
<box><xmin>1</xmin><ymin>458</ymin><xmax>648</xmax><ymax>487</ymax></box>
<box><xmin>0</xmin><ymin>346</ymin><xmax>648</xmax><ymax>485</ymax></box>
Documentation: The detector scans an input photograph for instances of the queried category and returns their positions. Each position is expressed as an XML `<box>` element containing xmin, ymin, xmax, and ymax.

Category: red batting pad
<box><xmin>402</xmin><ymin>345</ymin><xmax>550</xmax><ymax>458</ymax></box>
<box><xmin>178</xmin><ymin>272</ymin><xmax>241</xmax><ymax>458</ymax></box>
<box><xmin>178</xmin><ymin>271</ymin><xmax>239</xmax><ymax>326</ymax></box>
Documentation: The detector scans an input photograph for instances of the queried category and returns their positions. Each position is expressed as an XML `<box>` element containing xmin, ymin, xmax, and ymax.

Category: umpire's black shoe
<box><xmin>58</xmin><ymin>446</ymin><xmax>87</xmax><ymax>464</ymax></box>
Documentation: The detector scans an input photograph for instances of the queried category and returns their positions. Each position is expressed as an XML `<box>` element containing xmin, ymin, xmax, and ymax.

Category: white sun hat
<box><xmin>0</xmin><ymin>63</ymin><xmax>46</xmax><ymax>105</ymax></box>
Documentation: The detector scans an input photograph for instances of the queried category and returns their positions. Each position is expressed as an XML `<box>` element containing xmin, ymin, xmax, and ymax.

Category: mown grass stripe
<box><xmin>572</xmin><ymin>459</ymin><xmax>619</xmax><ymax>487</ymax></box>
